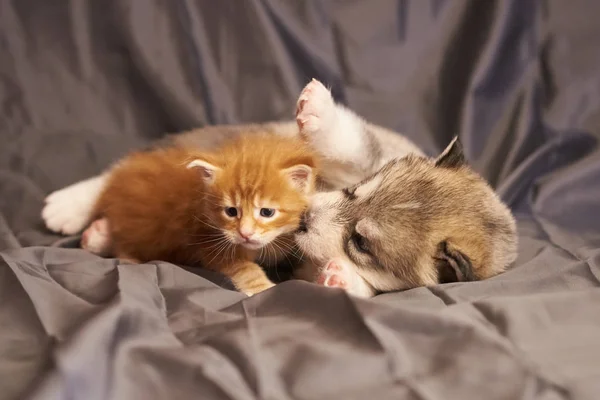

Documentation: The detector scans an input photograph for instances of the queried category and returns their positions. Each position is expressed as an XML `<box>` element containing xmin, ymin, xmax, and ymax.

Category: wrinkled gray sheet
<box><xmin>1</xmin><ymin>1</ymin><xmax>600</xmax><ymax>399</ymax></box>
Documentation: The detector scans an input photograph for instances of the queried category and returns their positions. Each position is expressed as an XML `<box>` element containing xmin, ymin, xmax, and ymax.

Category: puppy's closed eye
<box><xmin>351</xmin><ymin>232</ymin><xmax>370</xmax><ymax>254</ymax></box>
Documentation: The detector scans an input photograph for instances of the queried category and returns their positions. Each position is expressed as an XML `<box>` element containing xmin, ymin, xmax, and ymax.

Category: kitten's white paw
<box><xmin>42</xmin><ymin>175</ymin><xmax>107</xmax><ymax>235</ymax></box>
<box><xmin>296</xmin><ymin>78</ymin><xmax>337</xmax><ymax>137</ymax></box>
<box><xmin>81</xmin><ymin>218</ymin><xmax>112</xmax><ymax>256</ymax></box>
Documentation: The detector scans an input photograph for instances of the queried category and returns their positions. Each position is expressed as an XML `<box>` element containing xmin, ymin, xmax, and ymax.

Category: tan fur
<box><xmin>294</xmin><ymin>145</ymin><xmax>518</xmax><ymax>297</ymax></box>
<box><xmin>393</xmin><ymin>155</ymin><xmax>516</xmax><ymax>285</ymax></box>
<box><xmin>92</xmin><ymin>133</ymin><xmax>318</xmax><ymax>295</ymax></box>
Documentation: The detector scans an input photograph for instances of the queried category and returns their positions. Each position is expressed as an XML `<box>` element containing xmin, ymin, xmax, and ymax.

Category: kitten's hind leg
<box><xmin>42</xmin><ymin>174</ymin><xmax>108</xmax><ymax>235</ymax></box>
<box><xmin>81</xmin><ymin>218</ymin><xmax>113</xmax><ymax>257</ymax></box>
<box><xmin>222</xmin><ymin>261</ymin><xmax>276</xmax><ymax>296</ymax></box>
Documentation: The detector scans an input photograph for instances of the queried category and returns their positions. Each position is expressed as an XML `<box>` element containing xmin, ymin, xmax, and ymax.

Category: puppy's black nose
<box><xmin>297</xmin><ymin>211</ymin><xmax>308</xmax><ymax>232</ymax></box>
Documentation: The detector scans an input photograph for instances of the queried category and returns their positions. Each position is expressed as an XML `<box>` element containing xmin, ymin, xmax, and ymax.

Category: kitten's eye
<box><xmin>224</xmin><ymin>207</ymin><xmax>238</xmax><ymax>217</ymax></box>
<box><xmin>260</xmin><ymin>208</ymin><xmax>276</xmax><ymax>218</ymax></box>
<box><xmin>351</xmin><ymin>232</ymin><xmax>370</xmax><ymax>254</ymax></box>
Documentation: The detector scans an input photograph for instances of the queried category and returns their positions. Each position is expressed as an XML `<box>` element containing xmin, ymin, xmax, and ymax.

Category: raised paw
<box><xmin>295</xmin><ymin>78</ymin><xmax>337</xmax><ymax>136</ymax></box>
<box><xmin>316</xmin><ymin>259</ymin><xmax>350</xmax><ymax>290</ymax></box>
<box><xmin>81</xmin><ymin>218</ymin><xmax>113</xmax><ymax>256</ymax></box>
<box><xmin>42</xmin><ymin>176</ymin><xmax>106</xmax><ymax>235</ymax></box>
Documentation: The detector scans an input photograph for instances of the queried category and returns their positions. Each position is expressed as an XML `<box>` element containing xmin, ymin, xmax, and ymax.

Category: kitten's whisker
<box><xmin>205</xmin><ymin>238</ymin><xmax>227</xmax><ymax>253</ymax></box>
<box><xmin>278</xmin><ymin>242</ymin><xmax>298</xmax><ymax>267</ymax></box>
<box><xmin>200</xmin><ymin>191</ymin><xmax>222</xmax><ymax>200</ymax></box>
<box><xmin>194</xmin><ymin>189</ymin><xmax>220</xmax><ymax>198</ymax></box>
<box><xmin>199</xmin><ymin>213</ymin><xmax>222</xmax><ymax>227</ymax></box>
<box><xmin>221</xmin><ymin>241</ymin><xmax>233</xmax><ymax>264</ymax></box>
<box><xmin>187</xmin><ymin>232</ymin><xmax>221</xmax><ymax>237</ymax></box>
<box><xmin>206</xmin><ymin>238</ymin><xmax>233</xmax><ymax>267</ymax></box>
<box><xmin>227</xmin><ymin>243</ymin><xmax>236</xmax><ymax>263</ymax></box>
<box><xmin>267</xmin><ymin>243</ymin><xmax>275</xmax><ymax>262</ymax></box>
<box><xmin>200</xmin><ymin>243</ymin><xmax>227</xmax><ymax>261</ymax></box>
<box><xmin>212</xmin><ymin>242</ymin><xmax>231</xmax><ymax>266</ymax></box>
<box><xmin>204</xmin><ymin>245</ymin><xmax>226</xmax><ymax>268</ymax></box>
<box><xmin>187</xmin><ymin>236</ymin><xmax>226</xmax><ymax>246</ymax></box>
<box><xmin>273</xmin><ymin>238</ymin><xmax>295</xmax><ymax>252</ymax></box>
<box><xmin>203</xmin><ymin>239</ymin><xmax>228</xmax><ymax>260</ymax></box>
<box><xmin>295</xmin><ymin>243</ymin><xmax>306</xmax><ymax>264</ymax></box>
<box><xmin>271</xmin><ymin>241</ymin><xmax>293</xmax><ymax>282</ymax></box>
<box><xmin>273</xmin><ymin>238</ymin><xmax>301</xmax><ymax>261</ymax></box>
<box><xmin>201</xmin><ymin>199</ymin><xmax>221</xmax><ymax>208</ymax></box>
<box><xmin>273</xmin><ymin>240</ymin><xmax>293</xmax><ymax>265</ymax></box>
<box><xmin>266</xmin><ymin>244</ymin><xmax>279</xmax><ymax>278</ymax></box>
<box><xmin>200</xmin><ymin>196</ymin><xmax>225</xmax><ymax>208</ymax></box>
<box><xmin>200</xmin><ymin>213</ymin><xmax>219</xmax><ymax>223</ymax></box>
<box><xmin>192</xmin><ymin>215</ymin><xmax>221</xmax><ymax>231</ymax></box>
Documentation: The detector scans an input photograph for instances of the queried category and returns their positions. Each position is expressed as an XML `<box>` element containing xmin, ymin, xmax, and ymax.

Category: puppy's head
<box><xmin>295</xmin><ymin>137</ymin><xmax>517</xmax><ymax>297</ymax></box>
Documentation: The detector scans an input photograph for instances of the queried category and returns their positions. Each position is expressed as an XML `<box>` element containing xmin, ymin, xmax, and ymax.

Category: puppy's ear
<box><xmin>435</xmin><ymin>240</ymin><xmax>475</xmax><ymax>283</ymax></box>
<box><xmin>187</xmin><ymin>159</ymin><xmax>221</xmax><ymax>184</ymax></box>
<box><xmin>434</xmin><ymin>136</ymin><xmax>467</xmax><ymax>169</ymax></box>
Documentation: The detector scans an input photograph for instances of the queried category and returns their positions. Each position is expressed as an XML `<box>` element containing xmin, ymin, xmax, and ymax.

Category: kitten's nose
<box><xmin>238</xmin><ymin>227</ymin><xmax>254</xmax><ymax>240</ymax></box>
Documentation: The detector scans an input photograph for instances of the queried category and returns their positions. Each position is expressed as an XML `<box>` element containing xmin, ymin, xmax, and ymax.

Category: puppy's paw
<box><xmin>81</xmin><ymin>218</ymin><xmax>112</xmax><ymax>256</ymax></box>
<box><xmin>296</xmin><ymin>79</ymin><xmax>337</xmax><ymax>137</ymax></box>
<box><xmin>42</xmin><ymin>176</ymin><xmax>105</xmax><ymax>235</ymax></box>
<box><xmin>316</xmin><ymin>259</ymin><xmax>350</xmax><ymax>290</ymax></box>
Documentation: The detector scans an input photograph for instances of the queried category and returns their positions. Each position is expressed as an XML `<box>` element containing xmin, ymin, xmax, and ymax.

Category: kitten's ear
<box><xmin>434</xmin><ymin>136</ymin><xmax>467</xmax><ymax>169</ymax></box>
<box><xmin>187</xmin><ymin>159</ymin><xmax>221</xmax><ymax>184</ymax></box>
<box><xmin>282</xmin><ymin>164</ymin><xmax>313</xmax><ymax>193</ymax></box>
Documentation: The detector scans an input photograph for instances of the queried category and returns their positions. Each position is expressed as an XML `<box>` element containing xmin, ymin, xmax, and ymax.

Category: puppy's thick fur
<box><xmin>294</xmin><ymin>137</ymin><xmax>516</xmax><ymax>297</ymax></box>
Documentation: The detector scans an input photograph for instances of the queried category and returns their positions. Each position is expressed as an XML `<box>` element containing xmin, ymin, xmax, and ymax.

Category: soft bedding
<box><xmin>1</xmin><ymin>1</ymin><xmax>600</xmax><ymax>399</ymax></box>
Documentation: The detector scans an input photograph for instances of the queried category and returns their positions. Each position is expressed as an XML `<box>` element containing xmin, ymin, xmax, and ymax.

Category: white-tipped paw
<box><xmin>296</xmin><ymin>78</ymin><xmax>337</xmax><ymax>136</ymax></box>
<box><xmin>42</xmin><ymin>175</ymin><xmax>106</xmax><ymax>235</ymax></box>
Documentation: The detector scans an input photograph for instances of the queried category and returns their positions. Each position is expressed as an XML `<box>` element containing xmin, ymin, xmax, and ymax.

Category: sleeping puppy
<box><xmin>293</xmin><ymin>137</ymin><xmax>517</xmax><ymax>297</ymax></box>
<box><xmin>41</xmin><ymin>79</ymin><xmax>517</xmax><ymax>298</ymax></box>
<box><xmin>290</xmin><ymin>80</ymin><xmax>517</xmax><ymax>297</ymax></box>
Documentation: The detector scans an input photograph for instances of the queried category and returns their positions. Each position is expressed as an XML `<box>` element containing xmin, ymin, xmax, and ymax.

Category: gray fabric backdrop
<box><xmin>1</xmin><ymin>1</ymin><xmax>599</xmax><ymax>399</ymax></box>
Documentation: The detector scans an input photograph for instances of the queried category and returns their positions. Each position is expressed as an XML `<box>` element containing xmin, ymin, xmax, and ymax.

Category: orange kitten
<box><xmin>82</xmin><ymin>133</ymin><xmax>318</xmax><ymax>295</ymax></box>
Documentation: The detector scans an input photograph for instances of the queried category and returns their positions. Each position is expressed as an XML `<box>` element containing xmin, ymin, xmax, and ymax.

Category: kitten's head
<box><xmin>187</xmin><ymin>134</ymin><xmax>318</xmax><ymax>250</ymax></box>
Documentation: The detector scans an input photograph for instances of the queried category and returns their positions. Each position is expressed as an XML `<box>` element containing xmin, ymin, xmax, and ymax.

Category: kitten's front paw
<box><xmin>316</xmin><ymin>259</ymin><xmax>350</xmax><ymax>290</ymax></box>
<box><xmin>242</xmin><ymin>282</ymin><xmax>276</xmax><ymax>297</ymax></box>
<box><xmin>42</xmin><ymin>176</ymin><xmax>105</xmax><ymax>235</ymax></box>
<box><xmin>296</xmin><ymin>79</ymin><xmax>337</xmax><ymax>137</ymax></box>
